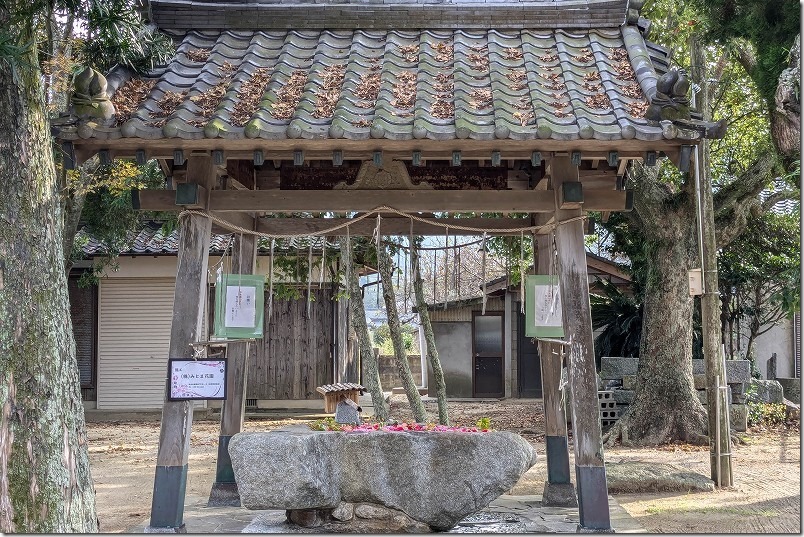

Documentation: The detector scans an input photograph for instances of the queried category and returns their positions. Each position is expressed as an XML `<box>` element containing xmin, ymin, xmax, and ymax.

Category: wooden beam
<box><xmin>552</xmin><ymin>156</ymin><xmax>611</xmax><ymax>530</ymax></box>
<box><xmin>148</xmin><ymin>157</ymin><xmax>215</xmax><ymax>531</ymax></box>
<box><xmin>533</xmin><ymin>213</ymin><xmax>577</xmax><ymax>507</ymax></box>
<box><xmin>254</xmin><ymin>216</ymin><xmax>538</xmax><ymax>236</ymax></box>
<box><xmin>209</xmin><ymin>233</ymin><xmax>256</xmax><ymax>507</ymax></box>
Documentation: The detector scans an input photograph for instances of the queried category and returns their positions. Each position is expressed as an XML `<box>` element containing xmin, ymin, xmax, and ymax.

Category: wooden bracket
<box><xmin>62</xmin><ymin>141</ymin><xmax>76</xmax><ymax>170</ymax></box>
<box><xmin>560</xmin><ymin>181</ymin><xmax>584</xmax><ymax>209</ymax></box>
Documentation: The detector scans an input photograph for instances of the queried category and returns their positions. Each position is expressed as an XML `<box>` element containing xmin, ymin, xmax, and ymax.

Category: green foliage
<box><xmin>74</xmin><ymin>160</ymin><xmax>172</xmax><ymax>284</ymax></box>
<box><xmin>590</xmin><ymin>280</ymin><xmax>643</xmax><ymax>365</ymax></box>
<box><xmin>77</xmin><ymin>0</ymin><xmax>175</xmax><ymax>74</ymax></box>
<box><xmin>690</xmin><ymin>0</ymin><xmax>800</xmax><ymax>108</ymax></box>
<box><xmin>747</xmin><ymin>402</ymin><xmax>787</xmax><ymax>427</ymax></box>
<box><xmin>309</xmin><ymin>417</ymin><xmax>342</xmax><ymax>431</ymax></box>
<box><xmin>373</xmin><ymin>322</ymin><xmax>416</xmax><ymax>355</ymax></box>
<box><xmin>486</xmin><ymin>233</ymin><xmax>533</xmax><ymax>287</ymax></box>
<box><xmin>475</xmin><ymin>417</ymin><xmax>492</xmax><ymax>430</ymax></box>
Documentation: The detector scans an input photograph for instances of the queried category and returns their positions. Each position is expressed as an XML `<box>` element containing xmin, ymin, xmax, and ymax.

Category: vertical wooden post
<box><xmin>148</xmin><ymin>157</ymin><xmax>214</xmax><ymax>531</ymax></box>
<box><xmin>208</xmin><ymin>233</ymin><xmax>257</xmax><ymax>506</ymax></box>
<box><xmin>532</xmin><ymin>214</ymin><xmax>577</xmax><ymax>507</ymax></box>
<box><xmin>695</xmin><ymin>145</ymin><xmax>733</xmax><ymax>487</ymax></box>
<box><xmin>551</xmin><ymin>156</ymin><xmax>611</xmax><ymax>530</ymax></box>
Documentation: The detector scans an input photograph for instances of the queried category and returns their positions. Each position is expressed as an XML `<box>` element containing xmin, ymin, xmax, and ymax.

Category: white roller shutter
<box><xmin>97</xmin><ymin>278</ymin><xmax>175</xmax><ymax>410</ymax></box>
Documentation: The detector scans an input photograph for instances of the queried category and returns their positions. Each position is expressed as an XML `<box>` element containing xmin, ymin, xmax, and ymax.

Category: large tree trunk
<box><xmin>411</xmin><ymin>242</ymin><xmax>448</xmax><ymax>425</ymax></box>
<box><xmin>340</xmin><ymin>237</ymin><xmax>388</xmax><ymax>422</ymax></box>
<box><xmin>606</xmin><ymin>224</ymin><xmax>708</xmax><ymax>446</ymax></box>
<box><xmin>771</xmin><ymin>34</ymin><xmax>801</xmax><ymax>159</ymax></box>
<box><xmin>377</xmin><ymin>246</ymin><xmax>427</xmax><ymax>423</ymax></box>
<box><xmin>0</xmin><ymin>34</ymin><xmax>98</xmax><ymax>532</ymax></box>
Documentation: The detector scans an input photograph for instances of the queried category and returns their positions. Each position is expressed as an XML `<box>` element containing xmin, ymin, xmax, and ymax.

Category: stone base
<box><xmin>208</xmin><ymin>482</ymin><xmax>241</xmax><ymax>507</ymax></box>
<box><xmin>285</xmin><ymin>503</ymin><xmax>431</xmax><ymax>532</ymax></box>
<box><xmin>143</xmin><ymin>524</ymin><xmax>187</xmax><ymax>533</ymax></box>
<box><xmin>542</xmin><ymin>482</ymin><xmax>578</xmax><ymax>507</ymax></box>
<box><xmin>576</xmin><ymin>524</ymin><xmax>616</xmax><ymax>533</ymax></box>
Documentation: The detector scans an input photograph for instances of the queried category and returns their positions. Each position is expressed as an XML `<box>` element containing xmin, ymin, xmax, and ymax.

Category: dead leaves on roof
<box><xmin>504</xmin><ymin>47</ymin><xmax>523</xmax><ymax>61</ymax></box>
<box><xmin>272</xmin><ymin>70</ymin><xmax>307</xmax><ymax>120</ymax></box>
<box><xmin>610</xmin><ymin>48</ymin><xmax>637</xmax><ymax>82</ymax></box>
<box><xmin>432</xmin><ymin>41</ymin><xmax>454</xmax><ymax>63</ymax></box>
<box><xmin>513</xmin><ymin>110</ymin><xmax>534</xmax><ymax>126</ymax></box>
<box><xmin>111</xmin><ymin>79</ymin><xmax>155</xmax><ymax>127</ymax></box>
<box><xmin>609</xmin><ymin>48</ymin><xmax>629</xmax><ymax>62</ymax></box>
<box><xmin>231</xmin><ymin>67</ymin><xmax>271</xmax><ymax>127</ymax></box>
<box><xmin>468</xmin><ymin>51</ymin><xmax>489</xmax><ymax>71</ymax></box>
<box><xmin>187</xmin><ymin>61</ymin><xmax>237</xmax><ymax>127</ymax></box>
<box><xmin>391</xmin><ymin>70</ymin><xmax>416</xmax><ymax>110</ymax></box>
<box><xmin>539</xmin><ymin>52</ymin><xmax>558</xmax><ymax>63</ymax></box>
<box><xmin>628</xmin><ymin>101</ymin><xmax>649</xmax><ymax>117</ymax></box>
<box><xmin>431</xmin><ymin>99</ymin><xmax>454</xmax><ymax>119</ymax></box>
<box><xmin>573</xmin><ymin>48</ymin><xmax>594</xmax><ymax>63</ymax></box>
<box><xmin>186</xmin><ymin>48</ymin><xmax>211</xmax><ymax>62</ymax></box>
<box><xmin>399</xmin><ymin>44</ymin><xmax>419</xmax><ymax>63</ymax></box>
<box><xmin>540</xmin><ymin>72</ymin><xmax>566</xmax><ymax>91</ymax></box>
<box><xmin>355</xmin><ymin>59</ymin><xmax>381</xmax><ymax>113</ymax></box>
<box><xmin>312</xmin><ymin>64</ymin><xmax>346</xmax><ymax>119</ymax></box>
<box><xmin>148</xmin><ymin>89</ymin><xmax>188</xmax><ymax>127</ymax></box>
<box><xmin>431</xmin><ymin>71</ymin><xmax>454</xmax><ymax>119</ymax></box>
<box><xmin>470</xmin><ymin>88</ymin><xmax>492</xmax><ymax>110</ymax></box>
<box><xmin>586</xmin><ymin>93</ymin><xmax>611</xmax><ymax>110</ymax></box>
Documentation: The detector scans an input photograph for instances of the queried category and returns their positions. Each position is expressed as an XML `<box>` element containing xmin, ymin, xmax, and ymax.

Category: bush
<box><xmin>747</xmin><ymin>402</ymin><xmax>787</xmax><ymax>427</ymax></box>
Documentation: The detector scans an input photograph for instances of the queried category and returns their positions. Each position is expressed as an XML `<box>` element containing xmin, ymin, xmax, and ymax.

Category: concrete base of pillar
<box><xmin>542</xmin><ymin>482</ymin><xmax>578</xmax><ymax>507</ymax></box>
<box><xmin>207</xmin><ymin>482</ymin><xmax>241</xmax><ymax>507</ymax></box>
<box><xmin>143</xmin><ymin>524</ymin><xmax>187</xmax><ymax>533</ymax></box>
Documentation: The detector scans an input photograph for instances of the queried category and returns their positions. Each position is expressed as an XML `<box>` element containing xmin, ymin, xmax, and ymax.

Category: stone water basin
<box><xmin>228</xmin><ymin>427</ymin><xmax>536</xmax><ymax>531</ymax></box>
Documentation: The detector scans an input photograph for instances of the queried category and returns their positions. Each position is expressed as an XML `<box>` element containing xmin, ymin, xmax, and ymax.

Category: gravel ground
<box><xmin>86</xmin><ymin>397</ymin><xmax>800</xmax><ymax>533</ymax></box>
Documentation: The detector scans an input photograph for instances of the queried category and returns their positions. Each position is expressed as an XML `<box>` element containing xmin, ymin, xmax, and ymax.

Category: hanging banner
<box><xmin>213</xmin><ymin>274</ymin><xmax>265</xmax><ymax>339</ymax></box>
<box><xmin>168</xmin><ymin>358</ymin><xmax>227</xmax><ymax>400</ymax></box>
<box><xmin>525</xmin><ymin>275</ymin><xmax>565</xmax><ymax>338</ymax></box>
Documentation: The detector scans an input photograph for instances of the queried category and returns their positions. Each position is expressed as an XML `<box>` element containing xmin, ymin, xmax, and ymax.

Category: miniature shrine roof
<box><xmin>59</xmin><ymin>0</ymin><xmax>703</xmax><ymax>149</ymax></box>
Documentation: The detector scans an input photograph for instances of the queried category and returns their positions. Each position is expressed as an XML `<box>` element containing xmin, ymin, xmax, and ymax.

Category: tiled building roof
<box><xmin>59</xmin><ymin>0</ymin><xmax>683</xmax><ymax>145</ymax></box>
<box><xmin>77</xmin><ymin>222</ymin><xmax>334</xmax><ymax>256</ymax></box>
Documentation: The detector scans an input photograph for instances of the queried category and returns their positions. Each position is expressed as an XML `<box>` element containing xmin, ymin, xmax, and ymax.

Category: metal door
<box><xmin>472</xmin><ymin>312</ymin><xmax>504</xmax><ymax>398</ymax></box>
<box><xmin>517</xmin><ymin>305</ymin><xmax>542</xmax><ymax>397</ymax></box>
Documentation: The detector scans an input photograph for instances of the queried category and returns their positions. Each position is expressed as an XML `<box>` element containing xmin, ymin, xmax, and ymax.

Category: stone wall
<box><xmin>362</xmin><ymin>353</ymin><xmax>423</xmax><ymax>390</ymax></box>
<box><xmin>600</xmin><ymin>357</ymin><xmax>751</xmax><ymax>431</ymax></box>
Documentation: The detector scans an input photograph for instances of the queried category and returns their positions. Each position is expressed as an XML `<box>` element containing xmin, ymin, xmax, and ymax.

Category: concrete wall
<box><xmin>429</xmin><ymin>322</ymin><xmax>473</xmax><ymax>398</ymax></box>
<box><xmin>751</xmin><ymin>319</ymin><xmax>796</xmax><ymax>379</ymax></box>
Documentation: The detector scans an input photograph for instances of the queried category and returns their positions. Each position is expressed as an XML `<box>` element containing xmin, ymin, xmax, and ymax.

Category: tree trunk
<box><xmin>61</xmin><ymin>158</ymin><xmax>100</xmax><ymax>274</ymax></box>
<box><xmin>377</xmin><ymin>246</ymin><xmax>427</xmax><ymax>423</ymax></box>
<box><xmin>340</xmin><ymin>237</ymin><xmax>388</xmax><ymax>422</ymax></box>
<box><xmin>0</xmin><ymin>40</ymin><xmax>98</xmax><ymax>531</ymax></box>
<box><xmin>606</xmin><ymin>218</ymin><xmax>708</xmax><ymax>446</ymax></box>
<box><xmin>411</xmin><ymin>242</ymin><xmax>448</xmax><ymax>425</ymax></box>
<box><xmin>771</xmin><ymin>34</ymin><xmax>801</xmax><ymax>159</ymax></box>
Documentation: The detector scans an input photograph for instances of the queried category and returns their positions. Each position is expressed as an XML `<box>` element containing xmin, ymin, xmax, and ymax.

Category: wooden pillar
<box><xmin>532</xmin><ymin>214</ymin><xmax>577</xmax><ymax>507</ymax></box>
<box><xmin>550</xmin><ymin>156</ymin><xmax>611</xmax><ymax>530</ymax></box>
<box><xmin>208</xmin><ymin>233</ymin><xmax>257</xmax><ymax>506</ymax></box>
<box><xmin>148</xmin><ymin>157</ymin><xmax>214</xmax><ymax>531</ymax></box>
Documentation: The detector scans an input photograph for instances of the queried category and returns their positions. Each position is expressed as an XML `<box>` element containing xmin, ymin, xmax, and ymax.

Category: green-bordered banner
<box><xmin>213</xmin><ymin>274</ymin><xmax>265</xmax><ymax>339</ymax></box>
<box><xmin>525</xmin><ymin>275</ymin><xmax>565</xmax><ymax>338</ymax></box>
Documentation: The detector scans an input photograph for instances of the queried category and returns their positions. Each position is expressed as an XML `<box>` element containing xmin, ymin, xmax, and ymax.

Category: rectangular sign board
<box><xmin>525</xmin><ymin>275</ymin><xmax>565</xmax><ymax>338</ymax></box>
<box><xmin>213</xmin><ymin>274</ymin><xmax>265</xmax><ymax>339</ymax></box>
<box><xmin>168</xmin><ymin>358</ymin><xmax>227</xmax><ymax>400</ymax></box>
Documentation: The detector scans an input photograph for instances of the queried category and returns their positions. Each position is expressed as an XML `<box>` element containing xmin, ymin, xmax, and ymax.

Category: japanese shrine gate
<box><xmin>57</xmin><ymin>0</ymin><xmax>728</xmax><ymax>532</ymax></box>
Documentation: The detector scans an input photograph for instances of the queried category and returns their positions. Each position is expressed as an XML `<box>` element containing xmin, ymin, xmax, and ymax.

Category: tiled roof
<box><xmin>77</xmin><ymin>222</ymin><xmax>335</xmax><ymax>257</ymax></box>
<box><xmin>61</xmin><ymin>24</ymin><xmax>680</xmax><ymax>144</ymax></box>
